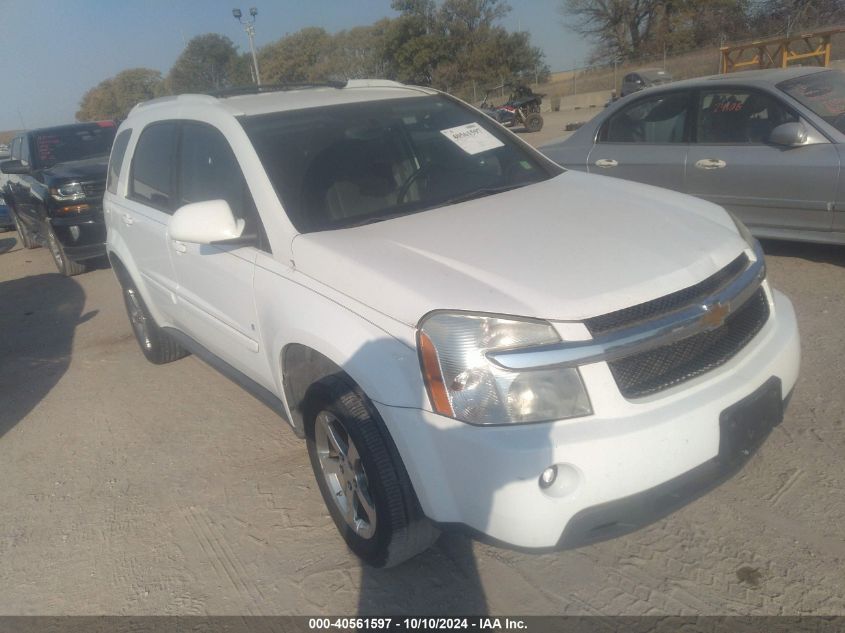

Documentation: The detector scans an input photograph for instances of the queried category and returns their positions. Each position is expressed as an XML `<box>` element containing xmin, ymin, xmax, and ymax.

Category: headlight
<box><xmin>418</xmin><ymin>312</ymin><xmax>592</xmax><ymax>425</ymax></box>
<box><xmin>50</xmin><ymin>182</ymin><xmax>86</xmax><ymax>202</ymax></box>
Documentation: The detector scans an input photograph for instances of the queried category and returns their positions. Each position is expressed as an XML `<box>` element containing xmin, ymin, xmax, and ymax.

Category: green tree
<box><xmin>165</xmin><ymin>33</ymin><xmax>249</xmax><ymax>94</ymax></box>
<box><xmin>257</xmin><ymin>27</ymin><xmax>334</xmax><ymax>83</ymax></box>
<box><xmin>76</xmin><ymin>68</ymin><xmax>162</xmax><ymax>122</ymax></box>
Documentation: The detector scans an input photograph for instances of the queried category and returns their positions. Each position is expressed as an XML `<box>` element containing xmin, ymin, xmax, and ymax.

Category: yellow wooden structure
<box><xmin>720</xmin><ymin>26</ymin><xmax>845</xmax><ymax>73</ymax></box>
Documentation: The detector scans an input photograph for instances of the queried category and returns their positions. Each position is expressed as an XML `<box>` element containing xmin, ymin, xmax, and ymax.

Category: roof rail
<box><xmin>344</xmin><ymin>79</ymin><xmax>407</xmax><ymax>89</ymax></box>
<box><xmin>129</xmin><ymin>93</ymin><xmax>218</xmax><ymax>115</ymax></box>
<box><xmin>208</xmin><ymin>81</ymin><xmax>348</xmax><ymax>98</ymax></box>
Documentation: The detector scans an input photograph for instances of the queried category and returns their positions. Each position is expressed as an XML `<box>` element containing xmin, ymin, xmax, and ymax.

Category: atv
<box><xmin>479</xmin><ymin>83</ymin><xmax>545</xmax><ymax>132</ymax></box>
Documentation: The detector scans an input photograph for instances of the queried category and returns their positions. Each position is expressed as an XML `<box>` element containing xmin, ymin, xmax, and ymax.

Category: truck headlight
<box><xmin>728</xmin><ymin>211</ymin><xmax>755</xmax><ymax>249</ymax></box>
<box><xmin>50</xmin><ymin>182</ymin><xmax>86</xmax><ymax>202</ymax></box>
<box><xmin>418</xmin><ymin>312</ymin><xmax>592</xmax><ymax>425</ymax></box>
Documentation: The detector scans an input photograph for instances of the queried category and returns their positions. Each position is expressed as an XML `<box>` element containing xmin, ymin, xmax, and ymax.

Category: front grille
<box><xmin>585</xmin><ymin>254</ymin><xmax>749</xmax><ymax>336</ymax></box>
<box><xmin>607</xmin><ymin>288</ymin><xmax>770</xmax><ymax>398</ymax></box>
<box><xmin>81</xmin><ymin>181</ymin><xmax>106</xmax><ymax>201</ymax></box>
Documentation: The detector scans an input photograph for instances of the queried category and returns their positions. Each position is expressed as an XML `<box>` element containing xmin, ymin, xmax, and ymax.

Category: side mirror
<box><xmin>1</xmin><ymin>159</ymin><xmax>30</xmax><ymax>175</ymax></box>
<box><xmin>169</xmin><ymin>199</ymin><xmax>248</xmax><ymax>245</ymax></box>
<box><xmin>769</xmin><ymin>122</ymin><xmax>808</xmax><ymax>147</ymax></box>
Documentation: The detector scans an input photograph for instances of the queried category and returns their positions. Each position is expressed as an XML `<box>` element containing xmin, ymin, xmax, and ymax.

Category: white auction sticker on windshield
<box><xmin>440</xmin><ymin>122</ymin><xmax>504</xmax><ymax>155</ymax></box>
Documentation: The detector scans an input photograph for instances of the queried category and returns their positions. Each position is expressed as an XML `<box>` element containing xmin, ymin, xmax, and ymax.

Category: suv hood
<box><xmin>44</xmin><ymin>156</ymin><xmax>108</xmax><ymax>182</ymax></box>
<box><xmin>292</xmin><ymin>171</ymin><xmax>749</xmax><ymax>327</ymax></box>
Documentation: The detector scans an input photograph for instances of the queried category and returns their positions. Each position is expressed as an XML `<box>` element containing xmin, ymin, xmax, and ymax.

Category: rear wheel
<box><xmin>46</xmin><ymin>226</ymin><xmax>86</xmax><ymax>276</ymax></box>
<box><xmin>305</xmin><ymin>375</ymin><xmax>439</xmax><ymax>567</ymax></box>
<box><xmin>524</xmin><ymin>112</ymin><xmax>544</xmax><ymax>133</ymax></box>
<box><xmin>13</xmin><ymin>215</ymin><xmax>37</xmax><ymax>250</ymax></box>
<box><xmin>122</xmin><ymin>282</ymin><xmax>189</xmax><ymax>364</ymax></box>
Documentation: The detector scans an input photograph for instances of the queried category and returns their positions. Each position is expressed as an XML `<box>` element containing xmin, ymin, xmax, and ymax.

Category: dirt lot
<box><xmin>1</xmin><ymin>175</ymin><xmax>845</xmax><ymax>614</ymax></box>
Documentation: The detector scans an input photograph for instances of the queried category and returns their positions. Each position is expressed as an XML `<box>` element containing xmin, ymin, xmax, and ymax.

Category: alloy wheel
<box><xmin>125</xmin><ymin>288</ymin><xmax>153</xmax><ymax>350</ymax></box>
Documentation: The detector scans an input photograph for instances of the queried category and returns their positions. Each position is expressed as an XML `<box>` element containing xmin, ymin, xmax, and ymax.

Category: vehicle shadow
<box><xmin>760</xmin><ymin>239</ymin><xmax>845</xmax><ymax>268</ymax></box>
<box><xmin>0</xmin><ymin>236</ymin><xmax>17</xmax><ymax>254</ymax></box>
<box><xmin>0</xmin><ymin>274</ymin><xmax>95</xmax><ymax>440</ymax></box>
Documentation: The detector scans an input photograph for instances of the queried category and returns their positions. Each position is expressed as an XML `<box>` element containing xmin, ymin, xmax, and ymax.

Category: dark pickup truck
<box><xmin>1</xmin><ymin>121</ymin><xmax>116</xmax><ymax>275</ymax></box>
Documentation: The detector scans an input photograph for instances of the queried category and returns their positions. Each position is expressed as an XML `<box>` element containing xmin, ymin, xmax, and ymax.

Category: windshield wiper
<box><xmin>440</xmin><ymin>183</ymin><xmax>527</xmax><ymax>206</ymax></box>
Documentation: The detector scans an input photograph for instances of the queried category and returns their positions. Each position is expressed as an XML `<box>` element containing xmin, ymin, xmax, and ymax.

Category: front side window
<box><xmin>130</xmin><ymin>122</ymin><xmax>177</xmax><ymax>211</ymax></box>
<box><xmin>106</xmin><ymin>129</ymin><xmax>132</xmax><ymax>195</ymax></box>
<box><xmin>33</xmin><ymin>123</ymin><xmax>117</xmax><ymax>169</ymax></box>
<box><xmin>178</xmin><ymin>122</ymin><xmax>267</xmax><ymax>249</ymax></box>
<box><xmin>778</xmin><ymin>70</ymin><xmax>845</xmax><ymax>134</ymax></box>
<box><xmin>240</xmin><ymin>95</ymin><xmax>559</xmax><ymax>233</ymax></box>
<box><xmin>602</xmin><ymin>92</ymin><xmax>689</xmax><ymax>143</ymax></box>
<box><xmin>696</xmin><ymin>90</ymin><xmax>798</xmax><ymax>144</ymax></box>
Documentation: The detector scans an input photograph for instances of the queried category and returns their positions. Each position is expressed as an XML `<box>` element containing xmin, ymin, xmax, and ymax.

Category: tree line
<box><xmin>76</xmin><ymin>0</ymin><xmax>548</xmax><ymax>122</ymax></box>
<box><xmin>560</xmin><ymin>0</ymin><xmax>844</xmax><ymax>64</ymax></box>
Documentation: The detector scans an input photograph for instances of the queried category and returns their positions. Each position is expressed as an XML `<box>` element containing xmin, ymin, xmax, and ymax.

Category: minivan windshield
<box><xmin>240</xmin><ymin>95</ymin><xmax>560</xmax><ymax>232</ymax></box>
<box><xmin>778</xmin><ymin>70</ymin><xmax>845</xmax><ymax>134</ymax></box>
<box><xmin>33</xmin><ymin>123</ymin><xmax>117</xmax><ymax>169</ymax></box>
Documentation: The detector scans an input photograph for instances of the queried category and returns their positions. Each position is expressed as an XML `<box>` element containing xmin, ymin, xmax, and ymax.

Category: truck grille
<box><xmin>81</xmin><ymin>181</ymin><xmax>106</xmax><ymax>202</ymax></box>
<box><xmin>606</xmin><ymin>288</ymin><xmax>770</xmax><ymax>398</ymax></box>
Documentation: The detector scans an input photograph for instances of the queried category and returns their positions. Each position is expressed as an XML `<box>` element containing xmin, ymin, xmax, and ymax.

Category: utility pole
<box><xmin>233</xmin><ymin>7</ymin><xmax>261</xmax><ymax>85</ymax></box>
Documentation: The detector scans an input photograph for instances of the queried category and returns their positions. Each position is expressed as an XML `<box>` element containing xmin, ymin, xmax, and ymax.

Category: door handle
<box><xmin>122</xmin><ymin>213</ymin><xmax>135</xmax><ymax>226</ymax></box>
<box><xmin>594</xmin><ymin>158</ymin><xmax>618</xmax><ymax>168</ymax></box>
<box><xmin>172</xmin><ymin>241</ymin><xmax>187</xmax><ymax>254</ymax></box>
<box><xmin>695</xmin><ymin>158</ymin><xmax>726</xmax><ymax>170</ymax></box>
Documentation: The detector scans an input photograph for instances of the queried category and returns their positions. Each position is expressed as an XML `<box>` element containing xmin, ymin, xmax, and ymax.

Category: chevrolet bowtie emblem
<box><xmin>701</xmin><ymin>301</ymin><xmax>730</xmax><ymax>329</ymax></box>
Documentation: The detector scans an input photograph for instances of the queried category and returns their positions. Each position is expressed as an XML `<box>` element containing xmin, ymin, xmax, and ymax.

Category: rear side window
<box><xmin>697</xmin><ymin>90</ymin><xmax>798</xmax><ymax>144</ymax></box>
<box><xmin>130</xmin><ymin>122</ymin><xmax>177</xmax><ymax>211</ymax></box>
<box><xmin>602</xmin><ymin>92</ymin><xmax>689</xmax><ymax>143</ymax></box>
<box><xmin>107</xmin><ymin>129</ymin><xmax>132</xmax><ymax>195</ymax></box>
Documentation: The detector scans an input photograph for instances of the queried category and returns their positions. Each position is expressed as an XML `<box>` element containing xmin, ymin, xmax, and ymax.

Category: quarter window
<box><xmin>130</xmin><ymin>122</ymin><xmax>177</xmax><ymax>211</ymax></box>
<box><xmin>107</xmin><ymin>129</ymin><xmax>132</xmax><ymax>195</ymax></box>
<box><xmin>602</xmin><ymin>92</ymin><xmax>689</xmax><ymax>143</ymax></box>
<box><xmin>696</xmin><ymin>90</ymin><xmax>798</xmax><ymax>144</ymax></box>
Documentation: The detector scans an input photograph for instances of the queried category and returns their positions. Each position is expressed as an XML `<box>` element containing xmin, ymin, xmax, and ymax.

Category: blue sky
<box><xmin>0</xmin><ymin>0</ymin><xmax>589</xmax><ymax>131</ymax></box>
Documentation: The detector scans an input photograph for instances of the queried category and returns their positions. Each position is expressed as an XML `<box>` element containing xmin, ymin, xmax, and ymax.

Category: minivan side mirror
<box><xmin>769</xmin><ymin>122</ymin><xmax>808</xmax><ymax>147</ymax></box>
<box><xmin>1</xmin><ymin>159</ymin><xmax>30</xmax><ymax>175</ymax></box>
<box><xmin>169</xmin><ymin>199</ymin><xmax>248</xmax><ymax>245</ymax></box>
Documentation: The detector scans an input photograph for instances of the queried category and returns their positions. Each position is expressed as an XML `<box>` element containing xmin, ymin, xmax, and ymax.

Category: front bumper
<box><xmin>376</xmin><ymin>289</ymin><xmax>800</xmax><ymax>549</ymax></box>
<box><xmin>50</xmin><ymin>215</ymin><xmax>106</xmax><ymax>261</ymax></box>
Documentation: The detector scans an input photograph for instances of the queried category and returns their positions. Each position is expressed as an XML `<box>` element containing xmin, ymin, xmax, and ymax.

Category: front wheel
<box><xmin>524</xmin><ymin>112</ymin><xmax>544</xmax><ymax>133</ymax></box>
<box><xmin>46</xmin><ymin>226</ymin><xmax>86</xmax><ymax>276</ymax></box>
<box><xmin>305</xmin><ymin>375</ymin><xmax>439</xmax><ymax>567</ymax></box>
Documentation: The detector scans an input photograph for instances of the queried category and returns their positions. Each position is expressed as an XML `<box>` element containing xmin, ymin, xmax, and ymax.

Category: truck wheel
<box><xmin>525</xmin><ymin>113</ymin><xmax>544</xmax><ymax>133</ymax></box>
<box><xmin>46</xmin><ymin>226</ymin><xmax>86</xmax><ymax>276</ymax></box>
<box><xmin>13</xmin><ymin>215</ymin><xmax>37</xmax><ymax>250</ymax></box>
<box><xmin>305</xmin><ymin>375</ymin><xmax>439</xmax><ymax>567</ymax></box>
<box><xmin>122</xmin><ymin>282</ymin><xmax>189</xmax><ymax>364</ymax></box>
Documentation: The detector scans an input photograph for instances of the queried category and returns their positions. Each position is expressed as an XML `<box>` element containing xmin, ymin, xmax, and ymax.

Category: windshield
<box><xmin>33</xmin><ymin>123</ymin><xmax>117</xmax><ymax>169</ymax></box>
<box><xmin>240</xmin><ymin>95</ymin><xmax>560</xmax><ymax>232</ymax></box>
<box><xmin>778</xmin><ymin>70</ymin><xmax>845</xmax><ymax>134</ymax></box>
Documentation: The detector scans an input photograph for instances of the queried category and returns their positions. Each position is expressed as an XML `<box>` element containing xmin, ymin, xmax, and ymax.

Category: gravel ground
<box><xmin>0</xmin><ymin>178</ymin><xmax>844</xmax><ymax>615</ymax></box>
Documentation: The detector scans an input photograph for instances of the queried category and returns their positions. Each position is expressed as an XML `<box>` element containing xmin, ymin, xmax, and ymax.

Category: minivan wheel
<box><xmin>13</xmin><ymin>215</ymin><xmax>37</xmax><ymax>250</ymax></box>
<box><xmin>121</xmin><ymin>283</ymin><xmax>189</xmax><ymax>364</ymax></box>
<box><xmin>46</xmin><ymin>226</ymin><xmax>86</xmax><ymax>276</ymax></box>
<box><xmin>305</xmin><ymin>375</ymin><xmax>439</xmax><ymax>568</ymax></box>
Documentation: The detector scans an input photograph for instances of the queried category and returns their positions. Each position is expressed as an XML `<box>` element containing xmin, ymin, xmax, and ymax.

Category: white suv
<box><xmin>105</xmin><ymin>80</ymin><xmax>800</xmax><ymax>567</ymax></box>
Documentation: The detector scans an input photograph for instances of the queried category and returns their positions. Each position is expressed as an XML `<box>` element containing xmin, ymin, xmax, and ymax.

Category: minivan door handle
<box><xmin>122</xmin><ymin>213</ymin><xmax>135</xmax><ymax>226</ymax></box>
<box><xmin>594</xmin><ymin>158</ymin><xmax>618</xmax><ymax>168</ymax></box>
<box><xmin>695</xmin><ymin>158</ymin><xmax>726</xmax><ymax>170</ymax></box>
<box><xmin>172</xmin><ymin>241</ymin><xmax>187</xmax><ymax>254</ymax></box>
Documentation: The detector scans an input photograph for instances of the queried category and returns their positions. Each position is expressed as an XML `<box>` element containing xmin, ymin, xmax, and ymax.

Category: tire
<box><xmin>13</xmin><ymin>214</ymin><xmax>37</xmax><ymax>250</ymax></box>
<box><xmin>121</xmin><ymin>281</ymin><xmax>189</xmax><ymax>364</ymax></box>
<box><xmin>305</xmin><ymin>375</ymin><xmax>439</xmax><ymax>567</ymax></box>
<box><xmin>46</xmin><ymin>225</ymin><xmax>86</xmax><ymax>276</ymax></box>
<box><xmin>524</xmin><ymin>112</ymin><xmax>544</xmax><ymax>133</ymax></box>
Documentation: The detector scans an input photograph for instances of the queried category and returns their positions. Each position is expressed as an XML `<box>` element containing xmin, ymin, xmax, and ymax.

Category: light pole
<box><xmin>233</xmin><ymin>7</ymin><xmax>261</xmax><ymax>85</ymax></box>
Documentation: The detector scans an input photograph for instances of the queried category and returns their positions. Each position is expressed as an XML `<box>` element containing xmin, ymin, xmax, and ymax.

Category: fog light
<box><xmin>69</xmin><ymin>225</ymin><xmax>81</xmax><ymax>240</ymax></box>
<box><xmin>539</xmin><ymin>465</ymin><xmax>557</xmax><ymax>488</ymax></box>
